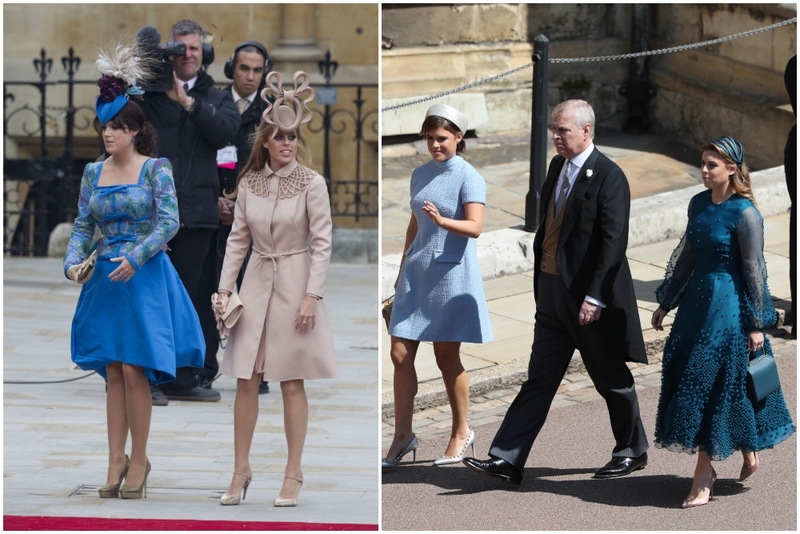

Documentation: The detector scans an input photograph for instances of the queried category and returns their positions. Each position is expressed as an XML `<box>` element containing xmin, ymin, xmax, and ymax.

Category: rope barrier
<box><xmin>382</xmin><ymin>17</ymin><xmax>797</xmax><ymax>112</ymax></box>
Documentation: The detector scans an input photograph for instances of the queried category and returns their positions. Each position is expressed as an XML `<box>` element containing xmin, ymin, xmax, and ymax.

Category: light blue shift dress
<box><xmin>389</xmin><ymin>155</ymin><xmax>493</xmax><ymax>343</ymax></box>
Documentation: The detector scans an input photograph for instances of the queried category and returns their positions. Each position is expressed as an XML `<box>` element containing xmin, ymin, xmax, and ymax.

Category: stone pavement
<box><xmin>381</xmin><ymin>352</ymin><xmax>796</xmax><ymax>531</ymax></box>
<box><xmin>3</xmin><ymin>260</ymin><xmax>379</xmax><ymax>526</ymax></box>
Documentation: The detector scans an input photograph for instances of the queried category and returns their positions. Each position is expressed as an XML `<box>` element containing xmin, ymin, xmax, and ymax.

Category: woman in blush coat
<box><xmin>214</xmin><ymin>71</ymin><xmax>337</xmax><ymax>507</ymax></box>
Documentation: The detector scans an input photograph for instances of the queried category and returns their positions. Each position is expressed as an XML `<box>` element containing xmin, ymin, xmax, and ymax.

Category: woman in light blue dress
<box><xmin>64</xmin><ymin>63</ymin><xmax>204</xmax><ymax>499</ymax></box>
<box><xmin>651</xmin><ymin>137</ymin><xmax>795</xmax><ymax>508</ymax></box>
<box><xmin>383</xmin><ymin>104</ymin><xmax>493</xmax><ymax>470</ymax></box>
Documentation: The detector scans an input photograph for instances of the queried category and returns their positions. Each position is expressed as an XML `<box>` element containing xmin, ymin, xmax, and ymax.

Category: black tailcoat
<box><xmin>533</xmin><ymin>148</ymin><xmax>647</xmax><ymax>363</ymax></box>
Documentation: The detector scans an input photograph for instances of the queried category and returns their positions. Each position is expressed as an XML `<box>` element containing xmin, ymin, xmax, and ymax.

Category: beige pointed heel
<box><xmin>681</xmin><ymin>467</ymin><xmax>716</xmax><ymax>509</ymax></box>
<box><xmin>273</xmin><ymin>475</ymin><xmax>303</xmax><ymax>507</ymax></box>
<box><xmin>220</xmin><ymin>471</ymin><xmax>253</xmax><ymax>505</ymax></box>
<box><xmin>739</xmin><ymin>451</ymin><xmax>759</xmax><ymax>482</ymax></box>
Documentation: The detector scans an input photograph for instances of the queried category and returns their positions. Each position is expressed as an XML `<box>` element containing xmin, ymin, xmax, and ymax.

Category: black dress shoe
<box><xmin>161</xmin><ymin>386</ymin><xmax>221</xmax><ymax>402</ymax></box>
<box><xmin>593</xmin><ymin>452</ymin><xmax>647</xmax><ymax>479</ymax></box>
<box><xmin>196</xmin><ymin>374</ymin><xmax>217</xmax><ymax>390</ymax></box>
<box><xmin>258</xmin><ymin>380</ymin><xmax>270</xmax><ymax>395</ymax></box>
<box><xmin>149</xmin><ymin>383</ymin><xmax>168</xmax><ymax>406</ymax></box>
<box><xmin>463</xmin><ymin>457</ymin><xmax>522</xmax><ymax>485</ymax></box>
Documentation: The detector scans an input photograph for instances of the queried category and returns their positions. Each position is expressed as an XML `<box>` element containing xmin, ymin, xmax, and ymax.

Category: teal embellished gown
<box><xmin>654</xmin><ymin>191</ymin><xmax>795</xmax><ymax>460</ymax></box>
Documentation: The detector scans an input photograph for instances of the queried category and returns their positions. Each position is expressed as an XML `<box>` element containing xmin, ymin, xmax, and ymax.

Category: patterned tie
<box><xmin>237</xmin><ymin>98</ymin><xmax>249</xmax><ymax>114</ymax></box>
<box><xmin>555</xmin><ymin>160</ymin><xmax>572</xmax><ymax>215</ymax></box>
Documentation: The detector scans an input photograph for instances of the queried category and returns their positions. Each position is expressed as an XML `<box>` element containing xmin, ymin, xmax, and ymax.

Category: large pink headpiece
<box><xmin>261</xmin><ymin>71</ymin><xmax>315</xmax><ymax>137</ymax></box>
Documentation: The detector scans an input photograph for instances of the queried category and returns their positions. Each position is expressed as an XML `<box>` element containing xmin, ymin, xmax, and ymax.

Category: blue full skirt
<box><xmin>71</xmin><ymin>251</ymin><xmax>205</xmax><ymax>384</ymax></box>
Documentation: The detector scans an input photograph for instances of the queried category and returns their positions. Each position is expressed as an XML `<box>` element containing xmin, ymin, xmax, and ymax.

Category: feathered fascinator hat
<box><xmin>260</xmin><ymin>71</ymin><xmax>315</xmax><ymax>138</ymax></box>
<box><xmin>95</xmin><ymin>40</ymin><xmax>155</xmax><ymax>124</ymax></box>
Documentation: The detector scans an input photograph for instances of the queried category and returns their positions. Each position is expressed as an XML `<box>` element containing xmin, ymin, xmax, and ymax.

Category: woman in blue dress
<box><xmin>383</xmin><ymin>104</ymin><xmax>493</xmax><ymax>470</ymax></box>
<box><xmin>64</xmin><ymin>50</ymin><xmax>204</xmax><ymax>499</ymax></box>
<box><xmin>651</xmin><ymin>137</ymin><xmax>795</xmax><ymax>508</ymax></box>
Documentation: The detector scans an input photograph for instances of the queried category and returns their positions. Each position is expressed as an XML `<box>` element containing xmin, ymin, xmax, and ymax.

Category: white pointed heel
<box><xmin>434</xmin><ymin>429</ymin><xmax>475</xmax><ymax>466</ymax></box>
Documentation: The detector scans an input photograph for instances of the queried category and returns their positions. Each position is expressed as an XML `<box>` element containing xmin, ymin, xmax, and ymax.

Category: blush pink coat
<box><xmin>218</xmin><ymin>159</ymin><xmax>337</xmax><ymax>381</ymax></box>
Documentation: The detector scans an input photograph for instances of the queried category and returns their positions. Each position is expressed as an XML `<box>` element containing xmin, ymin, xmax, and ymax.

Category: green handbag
<box><xmin>746</xmin><ymin>348</ymin><xmax>781</xmax><ymax>403</ymax></box>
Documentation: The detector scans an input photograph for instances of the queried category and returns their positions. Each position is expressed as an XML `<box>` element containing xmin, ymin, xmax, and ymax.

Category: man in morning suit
<box><xmin>463</xmin><ymin>100</ymin><xmax>649</xmax><ymax>485</ymax></box>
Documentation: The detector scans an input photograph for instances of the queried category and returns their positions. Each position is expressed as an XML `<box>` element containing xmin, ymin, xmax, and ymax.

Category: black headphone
<box><xmin>200</xmin><ymin>34</ymin><xmax>215</xmax><ymax>69</ymax></box>
<box><xmin>224</xmin><ymin>40</ymin><xmax>271</xmax><ymax>81</ymax></box>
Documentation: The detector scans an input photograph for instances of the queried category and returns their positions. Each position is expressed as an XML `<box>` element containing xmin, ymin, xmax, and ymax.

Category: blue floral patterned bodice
<box><xmin>64</xmin><ymin>158</ymin><xmax>179</xmax><ymax>274</ymax></box>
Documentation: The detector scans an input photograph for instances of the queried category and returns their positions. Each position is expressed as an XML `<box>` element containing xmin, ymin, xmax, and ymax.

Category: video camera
<box><xmin>135</xmin><ymin>26</ymin><xmax>188</xmax><ymax>92</ymax></box>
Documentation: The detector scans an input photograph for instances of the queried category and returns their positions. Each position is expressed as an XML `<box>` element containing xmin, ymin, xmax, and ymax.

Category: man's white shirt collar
<box><xmin>568</xmin><ymin>142</ymin><xmax>595</xmax><ymax>172</ymax></box>
<box><xmin>182</xmin><ymin>76</ymin><xmax>198</xmax><ymax>91</ymax></box>
<box><xmin>231</xmin><ymin>86</ymin><xmax>257</xmax><ymax>104</ymax></box>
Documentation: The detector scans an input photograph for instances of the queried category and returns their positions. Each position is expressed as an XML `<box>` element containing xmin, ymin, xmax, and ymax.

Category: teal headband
<box><xmin>712</xmin><ymin>136</ymin><xmax>744</xmax><ymax>165</ymax></box>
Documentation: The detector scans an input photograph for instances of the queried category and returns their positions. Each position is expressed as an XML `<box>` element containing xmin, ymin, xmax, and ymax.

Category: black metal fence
<box><xmin>308</xmin><ymin>52</ymin><xmax>378</xmax><ymax>224</ymax></box>
<box><xmin>3</xmin><ymin>48</ymin><xmax>93</xmax><ymax>256</ymax></box>
<box><xmin>3</xmin><ymin>48</ymin><xmax>377</xmax><ymax>256</ymax></box>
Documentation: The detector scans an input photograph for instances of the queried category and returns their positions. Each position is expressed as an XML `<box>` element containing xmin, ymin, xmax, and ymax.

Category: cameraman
<box><xmin>140</xmin><ymin>19</ymin><xmax>240</xmax><ymax>403</ymax></box>
<box><xmin>204</xmin><ymin>41</ymin><xmax>272</xmax><ymax>394</ymax></box>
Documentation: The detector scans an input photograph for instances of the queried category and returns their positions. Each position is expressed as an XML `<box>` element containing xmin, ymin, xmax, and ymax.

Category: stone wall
<box><xmin>382</xmin><ymin>4</ymin><xmax>634</xmax><ymax>135</ymax></box>
<box><xmin>649</xmin><ymin>4</ymin><xmax>796</xmax><ymax>170</ymax></box>
<box><xmin>382</xmin><ymin>4</ymin><xmax>796</xmax><ymax>168</ymax></box>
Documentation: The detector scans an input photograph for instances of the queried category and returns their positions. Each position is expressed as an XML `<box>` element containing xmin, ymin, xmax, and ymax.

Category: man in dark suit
<box><xmin>463</xmin><ymin>100</ymin><xmax>649</xmax><ymax>485</ymax></box>
<box><xmin>196</xmin><ymin>41</ymin><xmax>272</xmax><ymax>393</ymax></box>
<box><xmin>141</xmin><ymin>19</ymin><xmax>240</xmax><ymax>403</ymax></box>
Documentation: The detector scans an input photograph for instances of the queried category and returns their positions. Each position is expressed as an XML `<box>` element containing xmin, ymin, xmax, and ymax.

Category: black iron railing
<box><xmin>4</xmin><ymin>48</ymin><xmax>92</xmax><ymax>256</ymax></box>
<box><xmin>308</xmin><ymin>51</ymin><xmax>378</xmax><ymax>223</ymax></box>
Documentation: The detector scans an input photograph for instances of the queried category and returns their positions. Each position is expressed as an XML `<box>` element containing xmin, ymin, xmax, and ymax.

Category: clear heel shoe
<box><xmin>220</xmin><ymin>471</ymin><xmax>253</xmax><ymax>505</ymax></box>
<box><xmin>382</xmin><ymin>435</ymin><xmax>419</xmax><ymax>471</ymax></box>
<box><xmin>681</xmin><ymin>467</ymin><xmax>716</xmax><ymax>509</ymax></box>
<box><xmin>98</xmin><ymin>455</ymin><xmax>130</xmax><ymax>498</ymax></box>
<box><xmin>433</xmin><ymin>430</ymin><xmax>475</xmax><ymax>466</ymax></box>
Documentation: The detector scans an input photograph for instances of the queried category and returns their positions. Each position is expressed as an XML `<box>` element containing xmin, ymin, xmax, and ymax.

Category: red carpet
<box><xmin>4</xmin><ymin>516</ymin><xmax>377</xmax><ymax>531</ymax></box>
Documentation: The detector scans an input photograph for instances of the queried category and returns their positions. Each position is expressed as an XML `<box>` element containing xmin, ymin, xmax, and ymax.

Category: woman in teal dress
<box><xmin>651</xmin><ymin>137</ymin><xmax>795</xmax><ymax>508</ymax></box>
<box><xmin>64</xmin><ymin>51</ymin><xmax>204</xmax><ymax>499</ymax></box>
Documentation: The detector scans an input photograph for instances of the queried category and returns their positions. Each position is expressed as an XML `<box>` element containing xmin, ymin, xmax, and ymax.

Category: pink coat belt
<box><xmin>252</xmin><ymin>247</ymin><xmax>309</xmax><ymax>271</ymax></box>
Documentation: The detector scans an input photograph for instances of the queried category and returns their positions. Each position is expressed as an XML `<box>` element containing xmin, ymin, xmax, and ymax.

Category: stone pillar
<box><xmin>269</xmin><ymin>4</ymin><xmax>325</xmax><ymax>73</ymax></box>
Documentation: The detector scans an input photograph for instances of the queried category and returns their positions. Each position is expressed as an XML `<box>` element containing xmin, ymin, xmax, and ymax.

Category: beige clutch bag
<box><xmin>66</xmin><ymin>250</ymin><xmax>98</xmax><ymax>284</ymax></box>
<box><xmin>212</xmin><ymin>291</ymin><xmax>244</xmax><ymax>336</ymax></box>
<box><xmin>382</xmin><ymin>295</ymin><xmax>394</xmax><ymax>330</ymax></box>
